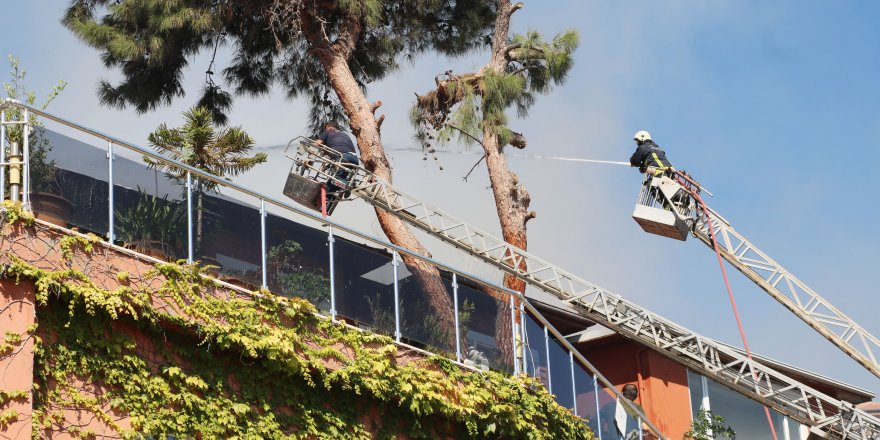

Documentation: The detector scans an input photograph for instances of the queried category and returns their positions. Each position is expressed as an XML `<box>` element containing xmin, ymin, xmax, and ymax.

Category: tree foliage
<box><xmin>684</xmin><ymin>410</ymin><xmax>737</xmax><ymax>440</ymax></box>
<box><xmin>412</xmin><ymin>27</ymin><xmax>579</xmax><ymax>148</ymax></box>
<box><xmin>63</xmin><ymin>0</ymin><xmax>497</xmax><ymax>131</ymax></box>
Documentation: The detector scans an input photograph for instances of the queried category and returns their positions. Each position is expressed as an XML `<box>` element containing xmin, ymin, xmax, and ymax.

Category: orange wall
<box><xmin>582</xmin><ymin>341</ymin><xmax>693</xmax><ymax>439</ymax></box>
<box><xmin>0</xmin><ymin>279</ymin><xmax>35</xmax><ymax>439</ymax></box>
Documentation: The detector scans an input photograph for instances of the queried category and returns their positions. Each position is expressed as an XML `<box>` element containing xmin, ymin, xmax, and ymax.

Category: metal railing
<box><xmin>0</xmin><ymin>99</ymin><xmax>663</xmax><ymax>439</ymax></box>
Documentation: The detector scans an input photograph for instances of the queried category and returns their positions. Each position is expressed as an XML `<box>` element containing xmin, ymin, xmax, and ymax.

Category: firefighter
<box><xmin>314</xmin><ymin>121</ymin><xmax>360</xmax><ymax>204</ymax></box>
<box><xmin>629</xmin><ymin>130</ymin><xmax>674</xmax><ymax>177</ymax></box>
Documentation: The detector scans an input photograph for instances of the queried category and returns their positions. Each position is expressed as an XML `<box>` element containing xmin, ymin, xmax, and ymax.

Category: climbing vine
<box><xmin>0</xmin><ymin>224</ymin><xmax>594</xmax><ymax>439</ymax></box>
<box><xmin>1</xmin><ymin>201</ymin><xmax>34</xmax><ymax>228</ymax></box>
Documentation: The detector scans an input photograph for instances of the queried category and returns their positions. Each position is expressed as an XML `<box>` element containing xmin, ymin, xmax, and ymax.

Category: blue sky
<box><xmin>4</xmin><ymin>1</ymin><xmax>880</xmax><ymax>395</ymax></box>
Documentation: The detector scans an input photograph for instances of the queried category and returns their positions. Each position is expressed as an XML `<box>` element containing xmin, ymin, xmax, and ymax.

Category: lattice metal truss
<box><xmin>326</xmin><ymin>162</ymin><xmax>880</xmax><ymax>439</ymax></box>
<box><xmin>635</xmin><ymin>172</ymin><xmax>880</xmax><ymax>381</ymax></box>
<box><xmin>692</xmin><ymin>207</ymin><xmax>880</xmax><ymax>378</ymax></box>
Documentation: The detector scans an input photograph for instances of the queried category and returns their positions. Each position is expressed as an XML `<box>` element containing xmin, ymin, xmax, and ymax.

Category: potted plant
<box><xmin>115</xmin><ymin>189</ymin><xmax>186</xmax><ymax>259</ymax></box>
<box><xmin>2</xmin><ymin>55</ymin><xmax>70</xmax><ymax>225</ymax></box>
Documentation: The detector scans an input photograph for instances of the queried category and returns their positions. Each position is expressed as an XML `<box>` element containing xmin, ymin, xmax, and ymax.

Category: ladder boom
<box><xmin>287</xmin><ymin>142</ymin><xmax>880</xmax><ymax>439</ymax></box>
<box><xmin>637</xmin><ymin>171</ymin><xmax>880</xmax><ymax>380</ymax></box>
<box><xmin>693</xmin><ymin>207</ymin><xmax>880</xmax><ymax>377</ymax></box>
<box><xmin>351</xmin><ymin>176</ymin><xmax>880</xmax><ymax>439</ymax></box>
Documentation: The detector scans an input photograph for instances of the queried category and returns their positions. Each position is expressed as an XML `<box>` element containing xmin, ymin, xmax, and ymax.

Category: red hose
<box><xmin>676</xmin><ymin>172</ymin><xmax>779</xmax><ymax>440</ymax></box>
<box><xmin>320</xmin><ymin>183</ymin><xmax>327</xmax><ymax>218</ymax></box>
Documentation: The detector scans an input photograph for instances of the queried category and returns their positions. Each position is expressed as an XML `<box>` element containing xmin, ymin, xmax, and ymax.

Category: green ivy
<box><xmin>57</xmin><ymin>234</ymin><xmax>100</xmax><ymax>261</ymax></box>
<box><xmin>1</xmin><ymin>201</ymin><xmax>34</xmax><ymax>227</ymax></box>
<box><xmin>3</xmin><ymin>234</ymin><xmax>594</xmax><ymax>439</ymax></box>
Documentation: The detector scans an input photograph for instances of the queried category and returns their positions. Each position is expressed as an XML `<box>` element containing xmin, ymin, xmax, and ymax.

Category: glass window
<box><xmin>39</xmin><ymin>128</ymin><xmax>109</xmax><ymax>235</ymax></box>
<box><xmin>687</xmin><ymin>369</ymin><xmax>705</xmax><ymax>418</ymax></box>
<box><xmin>694</xmin><ymin>373</ymin><xmax>786</xmax><ymax>440</ymax></box>
<box><xmin>456</xmin><ymin>280</ymin><xmax>514</xmax><ymax>373</ymax></box>
<box><xmin>548</xmin><ymin>338</ymin><xmax>575</xmax><ymax>410</ymax></box>
<box><xmin>397</xmin><ymin>262</ymin><xmax>456</xmax><ymax>356</ymax></box>
<box><xmin>333</xmin><ymin>240</ymin><xmax>394</xmax><ymax>334</ymax></box>
<box><xmin>523</xmin><ymin>314</ymin><xmax>549</xmax><ymax>390</ymax></box>
<box><xmin>265</xmin><ymin>212</ymin><xmax>330</xmax><ymax>313</ymax></box>
<box><xmin>573</xmin><ymin>365</ymin><xmax>600</xmax><ymax>436</ymax></box>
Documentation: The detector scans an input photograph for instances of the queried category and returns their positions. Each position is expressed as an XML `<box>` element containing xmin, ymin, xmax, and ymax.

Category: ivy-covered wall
<box><xmin>0</xmin><ymin>209</ymin><xmax>594</xmax><ymax>439</ymax></box>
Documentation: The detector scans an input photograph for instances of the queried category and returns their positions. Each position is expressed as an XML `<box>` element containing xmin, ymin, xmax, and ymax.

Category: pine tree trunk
<box><xmin>478</xmin><ymin>0</ymin><xmax>533</xmax><ymax>369</ymax></box>
<box><xmin>307</xmin><ymin>15</ymin><xmax>457</xmax><ymax>348</ymax></box>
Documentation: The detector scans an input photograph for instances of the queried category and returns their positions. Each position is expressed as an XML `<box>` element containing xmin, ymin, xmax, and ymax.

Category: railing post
<box><xmin>570</xmin><ymin>350</ymin><xmax>577</xmax><ymax>414</ymax></box>
<box><xmin>8</xmin><ymin>142</ymin><xmax>20</xmax><ymax>203</ymax></box>
<box><xmin>700</xmin><ymin>374</ymin><xmax>712</xmax><ymax>439</ymax></box>
<box><xmin>511</xmin><ymin>295</ymin><xmax>519</xmax><ymax>375</ymax></box>
<box><xmin>186</xmin><ymin>172</ymin><xmax>193</xmax><ymax>264</ymax></box>
<box><xmin>1</xmin><ymin>111</ymin><xmax>6</xmax><ymax>202</ymax></box>
<box><xmin>260</xmin><ymin>199</ymin><xmax>267</xmax><ymax>290</ymax></box>
<box><xmin>107</xmin><ymin>141</ymin><xmax>114</xmax><ymax>242</ymax></box>
<box><xmin>392</xmin><ymin>251</ymin><xmax>401</xmax><ymax>342</ymax></box>
<box><xmin>21</xmin><ymin>109</ymin><xmax>29</xmax><ymax>208</ymax></box>
<box><xmin>594</xmin><ymin>375</ymin><xmax>602</xmax><ymax>440</ymax></box>
<box><xmin>328</xmin><ymin>226</ymin><xmax>336</xmax><ymax>321</ymax></box>
<box><xmin>639</xmin><ymin>416</ymin><xmax>644</xmax><ymax>440</ymax></box>
<box><xmin>520</xmin><ymin>304</ymin><xmax>528</xmax><ymax>374</ymax></box>
<box><xmin>545</xmin><ymin>325</ymin><xmax>552</xmax><ymax>393</ymax></box>
<box><xmin>452</xmin><ymin>273</ymin><xmax>461</xmax><ymax>363</ymax></box>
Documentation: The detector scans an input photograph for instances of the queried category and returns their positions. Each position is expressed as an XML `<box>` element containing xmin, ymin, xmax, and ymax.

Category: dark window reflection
<box><xmin>524</xmin><ymin>314</ymin><xmax>550</xmax><ymax>389</ymax></box>
<box><xmin>549</xmin><ymin>338</ymin><xmax>575</xmax><ymax>410</ymax></box>
<box><xmin>574</xmin><ymin>366</ymin><xmax>600</xmax><ymax>435</ymax></box>
<box><xmin>457</xmin><ymin>281</ymin><xmax>514</xmax><ymax>373</ymax></box>
<box><xmin>700</xmin><ymin>373</ymin><xmax>786</xmax><ymax>440</ymax></box>
<box><xmin>398</xmin><ymin>263</ymin><xmax>456</xmax><ymax>355</ymax></box>
<box><xmin>333</xmin><ymin>240</ymin><xmax>395</xmax><ymax>334</ymax></box>
<box><xmin>266</xmin><ymin>214</ymin><xmax>330</xmax><ymax>311</ymax></box>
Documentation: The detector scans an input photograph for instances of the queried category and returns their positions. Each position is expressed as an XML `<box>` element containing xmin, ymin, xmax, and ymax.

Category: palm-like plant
<box><xmin>115</xmin><ymin>188</ymin><xmax>186</xmax><ymax>256</ymax></box>
<box><xmin>146</xmin><ymin>106</ymin><xmax>267</xmax><ymax>256</ymax></box>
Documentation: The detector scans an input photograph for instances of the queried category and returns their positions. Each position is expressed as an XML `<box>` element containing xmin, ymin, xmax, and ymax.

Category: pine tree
<box><xmin>64</xmin><ymin>0</ymin><xmax>498</xmax><ymax>342</ymax></box>
<box><xmin>412</xmin><ymin>0</ymin><xmax>578</xmax><ymax>361</ymax></box>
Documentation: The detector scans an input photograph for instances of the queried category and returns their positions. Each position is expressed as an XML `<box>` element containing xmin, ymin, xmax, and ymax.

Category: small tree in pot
<box><xmin>145</xmin><ymin>106</ymin><xmax>266</xmax><ymax>261</ymax></box>
<box><xmin>3</xmin><ymin>55</ymin><xmax>69</xmax><ymax>224</ymax></box>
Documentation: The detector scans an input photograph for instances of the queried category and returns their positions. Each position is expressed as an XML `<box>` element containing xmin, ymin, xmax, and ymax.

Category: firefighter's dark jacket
<box><xmin>629</xmin><ymin>140</ymin><xmax>673</xmax><ymax>171</ymax></box>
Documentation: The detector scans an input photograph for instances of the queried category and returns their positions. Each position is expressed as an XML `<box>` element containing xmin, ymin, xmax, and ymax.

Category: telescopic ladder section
<box><xmin>633</xmin><ymin>172</ymin><xmax>880</xmax><ymax>381</ymax></box>
<box><xmin>286</xmin><ymin>140</ymin><xmax>880</xmax><ymax>440</ymax></box>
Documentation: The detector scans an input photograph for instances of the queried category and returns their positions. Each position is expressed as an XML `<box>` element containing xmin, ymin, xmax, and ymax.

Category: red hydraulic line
<box><xmin>320</xmin><ymin>183</ymin><xmax>327</xmax><ymax>218</ymax></box>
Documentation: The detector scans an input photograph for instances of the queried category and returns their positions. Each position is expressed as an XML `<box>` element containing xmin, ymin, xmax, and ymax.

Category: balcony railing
<box><xmin>0</xmin><ymin>99</ymin><xmax>664</xmax><ymax>439</ymax></box>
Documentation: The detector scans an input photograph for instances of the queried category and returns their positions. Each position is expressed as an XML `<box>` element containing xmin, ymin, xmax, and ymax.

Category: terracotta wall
<box><xmin>582</xmin><ymin>340</ymin><xmax>694</xmax><ymax>439</ymax></box>
<box><xmin>0</xmin><ymin>279</ymin><xmax>35</xmax><ymax>439</ymax></box>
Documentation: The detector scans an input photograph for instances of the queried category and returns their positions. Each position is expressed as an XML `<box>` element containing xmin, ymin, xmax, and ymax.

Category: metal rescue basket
<box><xmin>282</xmin><ymin>136</ymin><xmax>364</xmax><ymax>215</ymax></box>
<box><xmin>632</xmin><ymin>172</ymin><xmax>699</xmax><ymax>241</ymax></box>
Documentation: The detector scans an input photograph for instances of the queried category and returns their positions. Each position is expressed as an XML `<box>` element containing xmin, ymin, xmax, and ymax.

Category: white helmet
<box><xmin>633</xmin><ymin>130</ymin><xmax>652</xmax><ymax>143</ymax></box>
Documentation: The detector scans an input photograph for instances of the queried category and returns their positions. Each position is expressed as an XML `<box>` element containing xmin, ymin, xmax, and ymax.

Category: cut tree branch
<box><xmin>463</xmin><ymin>153</ymin><xmax>487</xmax><ymax>182</ymax></box>
<box><xmin>508</xmin><ymin>2</ymin><xmax>524</xmax><ymax>18</ymax></box>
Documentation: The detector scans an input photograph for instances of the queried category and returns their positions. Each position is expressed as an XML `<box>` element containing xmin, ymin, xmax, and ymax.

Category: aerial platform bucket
<box><xmin>632</xmin><ymin>174</ymin><xmax>695</xmax><ymax>241</ymax></box>
<box><xmin>281</xmin><ymin>136</ymin><xmax>363</xmax><ymax>215</ymax></box>
<box><xmin>633</xmin><ymin>204</ymin><xmax>690</xmax><ymax>241</ymax></box>
<box><xmin>283</xmin><ymin>172</ymin><xmax>324</xmax><ymax>212</ymax></box>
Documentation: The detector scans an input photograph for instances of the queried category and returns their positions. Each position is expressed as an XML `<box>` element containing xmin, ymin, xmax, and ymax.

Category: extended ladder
<box><xmin>287</xmin><ymin>141</ymin><xmax>880</xmax><ymax>440</ymax></box>
<box><xmin>633</xmin><ymin>172</ymin><xmax>880</xmax><ymax>380</ymax></box>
